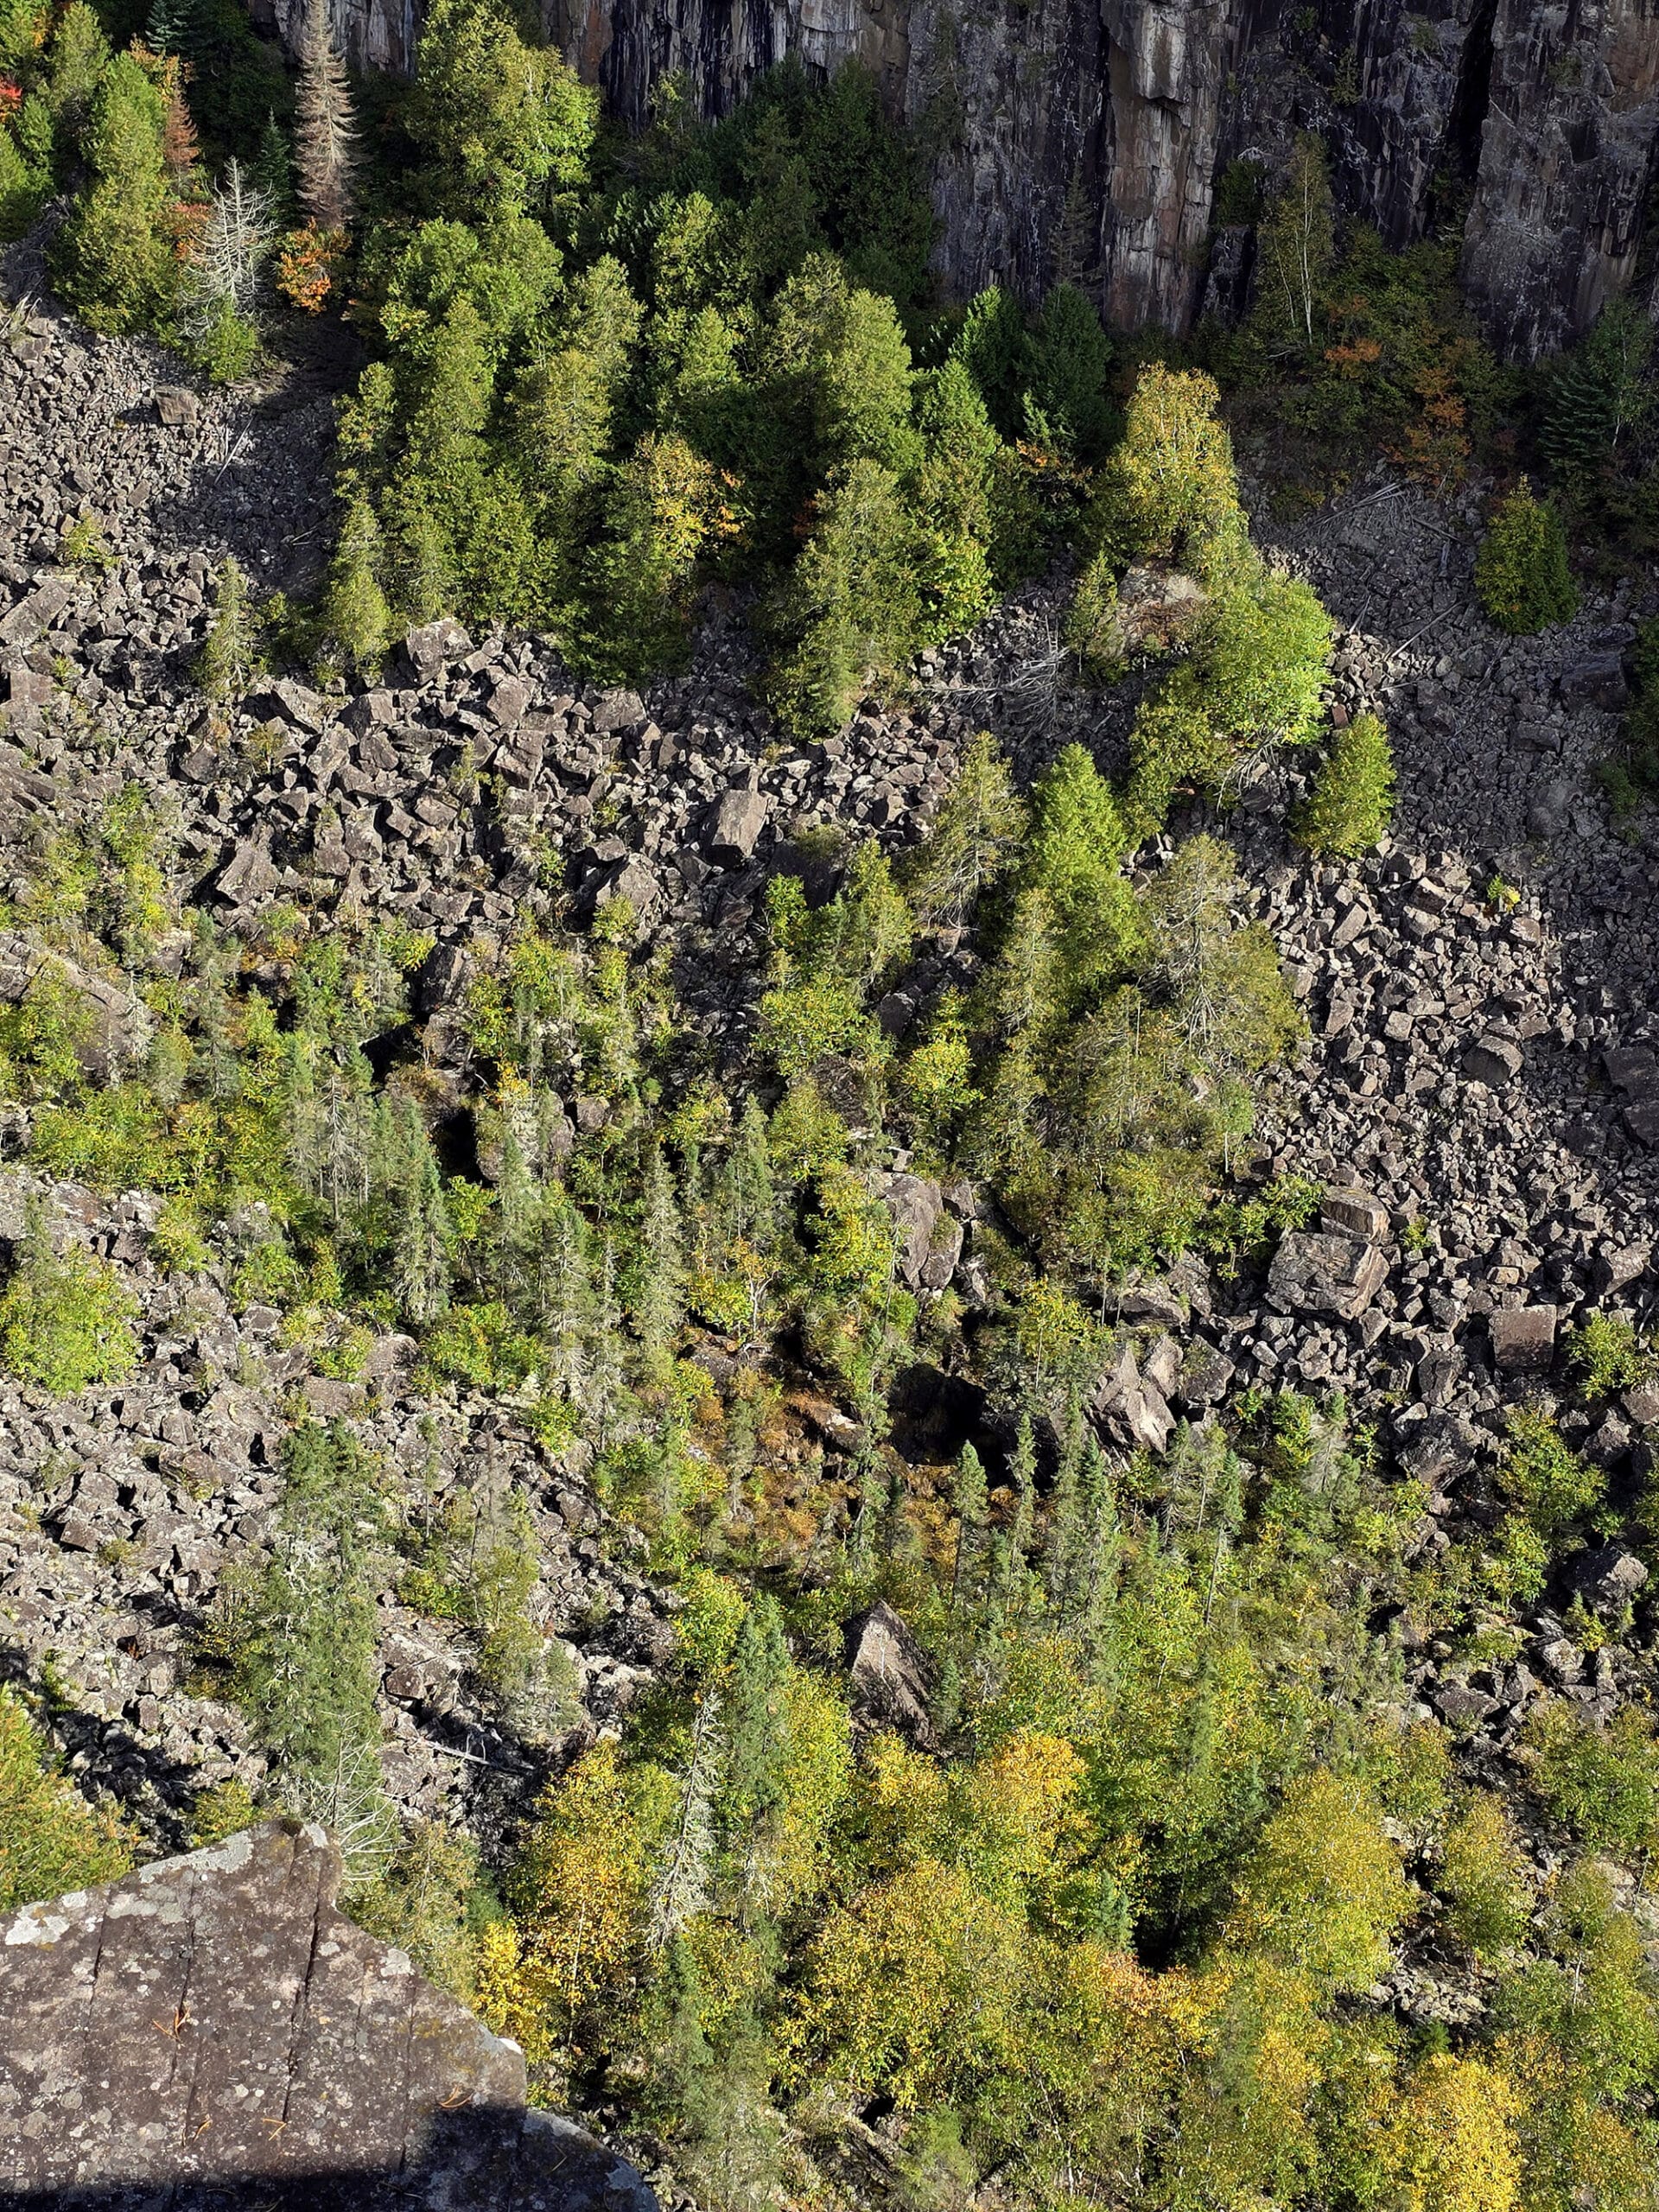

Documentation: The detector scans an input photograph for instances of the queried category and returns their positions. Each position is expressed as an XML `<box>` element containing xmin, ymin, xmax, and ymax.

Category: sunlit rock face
<box><xmin>263</xmin><ymin>0</ymin><xmax>1659</xmax><ymax>358</ymax></box>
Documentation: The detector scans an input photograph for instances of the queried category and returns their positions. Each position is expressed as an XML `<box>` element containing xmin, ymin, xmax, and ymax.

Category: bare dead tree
<box><xmin>295</xmin><ymin>0</ymin><xmax>359</xmax><ymax>233</ymax></box>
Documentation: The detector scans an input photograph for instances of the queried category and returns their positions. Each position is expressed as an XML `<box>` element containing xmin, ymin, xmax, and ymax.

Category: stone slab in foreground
<box><xmin>0</xmin><ymin>1819</ymin><xmax>656</xmax><ymax>2212</ymax></box>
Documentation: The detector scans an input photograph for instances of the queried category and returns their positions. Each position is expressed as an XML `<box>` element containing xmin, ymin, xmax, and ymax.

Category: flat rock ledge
<box><xmin>0</xmin><ymin>1820</ymin><xmax>657</xmax><ymax>2212</ymax></box>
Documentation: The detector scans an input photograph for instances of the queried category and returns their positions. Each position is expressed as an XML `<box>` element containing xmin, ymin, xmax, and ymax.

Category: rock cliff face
<box><xmin>279</xmin><ymin>0</ymin><xmax>1658</xmax><ymax>357</ymax></box>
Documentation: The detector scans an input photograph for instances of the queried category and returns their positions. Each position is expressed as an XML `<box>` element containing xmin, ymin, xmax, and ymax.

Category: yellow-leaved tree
<box><xmin>1382</xmin><ymin>2056</ymin><xmax>1522</xmax><ymax>2212</ymax></box>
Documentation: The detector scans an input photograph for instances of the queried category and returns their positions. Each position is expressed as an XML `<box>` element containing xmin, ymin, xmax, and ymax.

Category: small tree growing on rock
<box><xmin>1475</xmin><ymin>479</ymin><xmax>1578</xmax><ymax>634</ymax></box>
<box><xmin>197</xmin><ymin>554</ymin><xmax>264</xmax><ymax>700</ymax></box>
<box><xmin>1294</xmin><ymin>709</ymin><xmax>1395</xmax><ymax>856</ymax></box>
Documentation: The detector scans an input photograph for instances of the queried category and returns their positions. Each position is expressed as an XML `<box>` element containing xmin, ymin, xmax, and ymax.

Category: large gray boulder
<box><xmin>0</xmin><ymin>1820</ymin><xmax>658</xmax><ymax>2210</ymax></box>
<box><xmin>1267</xmin><ymin>1230</ymin><xmax>1389</xmax><ymax>1320</ymax></box>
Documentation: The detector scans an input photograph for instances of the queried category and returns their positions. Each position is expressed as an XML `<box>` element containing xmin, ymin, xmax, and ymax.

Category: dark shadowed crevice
<box><xmin>1442</xmin><ymin>0</ymin><xmax>1499</xmax><ymax>195</ymax></box>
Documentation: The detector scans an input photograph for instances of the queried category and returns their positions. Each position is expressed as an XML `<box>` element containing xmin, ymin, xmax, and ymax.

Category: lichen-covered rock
<box><xmin>0</xmin><ymin>1820</ymin><xmax>658</xmax><ymax>2211</ymax></box>
<box><xmin>1267</xmin><ymin>1230</ymin><xmax>1391</xmax><ymax>1319</ymax></box>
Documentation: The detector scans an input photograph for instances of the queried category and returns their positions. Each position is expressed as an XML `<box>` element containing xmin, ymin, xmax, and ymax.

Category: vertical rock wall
<box><xmin>273</xmin><ymin>0</ymin><xmax>1659</xmax><ymax>359</ymax></box>
<box><xmin>1459</xmin><ymin>0</ymin><xmax>1659</xmax><ymax>359</ymax></box>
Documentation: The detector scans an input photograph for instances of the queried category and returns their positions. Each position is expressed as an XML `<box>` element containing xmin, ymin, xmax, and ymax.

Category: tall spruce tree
<box><xmin>951</xmin><ymin>1440</ymin><xmax>988</xmax><ymax>1611</ymax></box>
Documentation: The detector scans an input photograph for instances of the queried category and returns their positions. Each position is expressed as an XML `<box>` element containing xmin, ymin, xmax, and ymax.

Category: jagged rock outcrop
<box><xmin>0</xmin><ymin>1820</ymin><xmax>658</xmax><ymax>2210</ymax></box>
<box><xmin>264</xmin><ymin>0</ymin><xmax>1659</xmax><ymax>359</ymax></box>
<box><xmin>1458</xmin><ymin>0</ymin><xmax>1659</xmax><ymax>359</ymax></box>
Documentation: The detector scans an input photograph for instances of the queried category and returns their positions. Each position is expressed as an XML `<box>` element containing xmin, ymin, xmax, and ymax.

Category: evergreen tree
<box><xmin>912</xmin><ymin>359</ymin><xmax>1000</xmax><ymax>641</ymax></box>
<box><xmin>251</xmin><ymin>111</ymin><xmax>295</xmax><ymax>219</ymax></box>
<box><xmin>717</xmin><ymin>1599</ymin><xmax>791</xmax><ymax>1910</ymax></box>
<box><xmin>771</xmin><ymin>457</ymin><xmax>925</xmax><ymax>735</ymax></box>
<box><xmin>406</xmin><ymin>0</ymin><xmax>597</xmax><ymax>224</ymax></box>
<box><xmin>1540</xmin><ymin>297</ymin><xmax>1655</xmax><ymax>474</ymax></box>
<box><xmin>1475</xmin><ymin>479</ymin><xmax>1579</xmax><ymax>634</ymax></box>
<box><xmin>1044</xmin><ymin>1398</ymin><xmax>1084</xmax><ymax>1615</ymax></box>
<box><xmin>53</xmin><ymin>50</ymin><xmax>175</xmax><ymax>335</ymax></box>
<box><xmin>1025</xmin><ymin>283</ymin><xmax>1113</xmax><ymax>461</ymax></box>
<box><xmin>583</xmin><ymin>1234</ymin><xmax>628</xmax><ymax>1443</ymax></box>
<box><xmin>950</xmin><ymin>284</ymin><xmax>1031</xmax><ymax>442</ymax></box>
<box><xmin>537</xmin><ymin>1182</ymin><xmax>594</xmax><ymax>1399</ymax></box>
<box><xmin>295</xmin><ymin>0</ymin><xmax>357</xmax><ymax>233</ymax></box>
<box><xmin>493</xmin><ymin>1131</ymin><xmax>540</xmax><ymax>1316</ymax></box>
<box><xmin>196</xmin><ymin>556</ymin><xmax>263</xmax><ymax>702</ymax></box>
<box><xmin>395</xmin><ymin>1144</ymin><xmax>452</xmax><ymax>1325</ymax></box>
<box><xmin>1294</xmin><ymin>710</ymin><xmax>1395</xmax><ymax>856</ymax></box>
<box><xmin>995</xmin><ymin>1413</ymin><xmax>1037</xmax><ymax>1619</ymax></box>
<box><xmin>635</xmin><ymin>1147</ymin><xmax>686</xmax><ymax>1367</ymax></box>
<box><xmin>143</xmin><ymin>0</ymin><xmax>196</xmax><ymax>56</ymax></box>
<box><xmin>905</xmin><ymin>729</ymin><xmax>1026</xmax><ymax>929</ymax></box>
<box><xmin>1022</xmin><ymin>743</ymin><xmax>1142</xmax><ymax>1006</ymax></box>
<box><xmin>234</xmin><ymin>1424</ymin><xmax>393</xmax><ymax>1879</ymax></box>
<box><xmin>321</xmin><ymin>494</ymin><xmax>391</xmax><ymax>672</ymax></box>
<box><xmin>950</xmin><ymin>1440</ymin><xmax>987</xmax><ymax>1610</ymax></box>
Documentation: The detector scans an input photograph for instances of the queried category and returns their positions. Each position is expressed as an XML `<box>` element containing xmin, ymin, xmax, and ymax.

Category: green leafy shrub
<box><xmin>1440</xmin><ymin>1792</ymin><xmax>1530</xmax><ymax>1961</ymax></box>
<box><xmin>1224</xmin><ymin>1770</ymin><xmax>1410</xmax><ymax>1992</ymax></box>
<box><xmin>0</xmin><ymin>1686</ymin><xmax>136</xmax><ymax>1910</ymax></box>
<box><xmin>1294</xmin><ymin>710</ymin><xmax>1395</xmax><ymax>855</ymax></box>
<box><xmin>1475</xmin><ymin>480</ymin><xmax>1579</xmax><ymax>633</ymax></box>
<box><xmin>1500</xmin><ymin>1406</ymin><xmax>1605</xmax><ymax>1541</ymax></box>
<box><xmin>353</xmin><ymin>1818</ymin><xmax>493</xmax><ymax>2000</ymax></box>
<box><xmin>0</xmin><ymin>1211</ymin><xmax>139</xmax><ymax>1394</ymax></box>
<box><xmin>1083</xmin><ymin>361</ymin><xmax>1249</xmax><ymax>586</ymax></box>
<box><xmin>1524</xmin><ymin>1701</ymin><xmax>1659</xmax><ymax>1858</ymax></box>
<box><xmin>1568</xmin><ymin>1313</ymin><xmax>1656</xmax><ymax>1401</ymax></box>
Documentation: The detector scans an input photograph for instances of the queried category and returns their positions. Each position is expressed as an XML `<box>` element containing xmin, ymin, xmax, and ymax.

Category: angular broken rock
<box><xmin>589</xmin><ymin>855</ymin><xmax>660</xmax><ymax>913</ymax></box>
<box><xmin>1463</xmin><ymin>1034</ymin><xmax>1524</xmax><ymax>1087</ymax></box>
<box><xmin>154</xmin><ymin>384</ymin><xmax>200</xmax><ymax>427</ymax></box>
<box><xmin>1089</xmin><ymin>1338</ymin><xmax>1173</xmax><ymax>1452</ymax></box>
<box><xmin>1173</xmin><ymin>1339</ymin><xmax>1236</xmax><ymax>1409</ymax></box>
<box><xmin>705</xmin><ymin>784</ymin><xmax>768</xmax><ymax>867</ymax></box>
<box><xmin>245</xmin><ymin>675</ymin><xmax>327</xmax><ymax>733</ymax></box>
<box><xmin>1267</xmin><ymin>1230</ymin><xmax>1390</xmax><ymax>1319</ymax></box>
<box><xmin>1604</xmin><ymin>1046</ymin><xmax>1658</xmax><ymax>1094</ymax></box>
<box><xmin>0</xmin><ymin>1820</ymin><xmax>658</xmax><ymax>2211</ymax></box>
<box><xmin>1116</xmin><ymin>1381</ymin><xmax>1173</xmax><ymax>1453</ymax></box>
<box><xmin>0</xmin><ymin>575</ymin><xmax>73</xmax><ymax>650</ymax></box>
<box><xmin>216</xmin><ymin>835</ymin><xmax>279</xmax><ymax>906</ymax></box>
<box><xmin>1489</xmin><ymin>1305</ymin><xmax>1559</xmax><ymax>1373</ymax></box>
<box><xmin>1434</xmin><ymin>1681</ymin><xmax>1500</xmax><ymax>1727</ymax></box>
<box><xmin>404</xmin><ymin>616</ymin><xmax>473</xmax><ymax>677</ymax></box>
<box><xmin>1570</xmin><ymin>1543</ymin><xmax>1648</xmax><ymax>1617</ymax></box>
<box><xmin>591</xmin><ymin>687</ymin><xmax>646</xmax><ymax>734</ymax></box>
<box><xmin>1592</xmin><ymin>1243</ymin><xmax>1650</xmax><ymax>1295</ymax></box>
<box><xmin>487</xmin><ymin>673</ymin><xmax>533</xmax><ymax>727</ymax></box>
<box><xmin>1320</xmin><ymin>1185</ymin><xmax>1392</xmax><ymax>1241</ymax></box>
<box><xmin>878</xmin><ymin>1172</ymin><xmax>948</xmax><ymax>1290</ymax></box>
<box><xmin>1558</xmin><ymin>650</ymin><xmax>1630</xmax><ymax>712</ymax></box>
<box><xmin>846</xmin><ymin>1599</ymin><xmax>934</xmax><ymax>1745</ymax></box>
